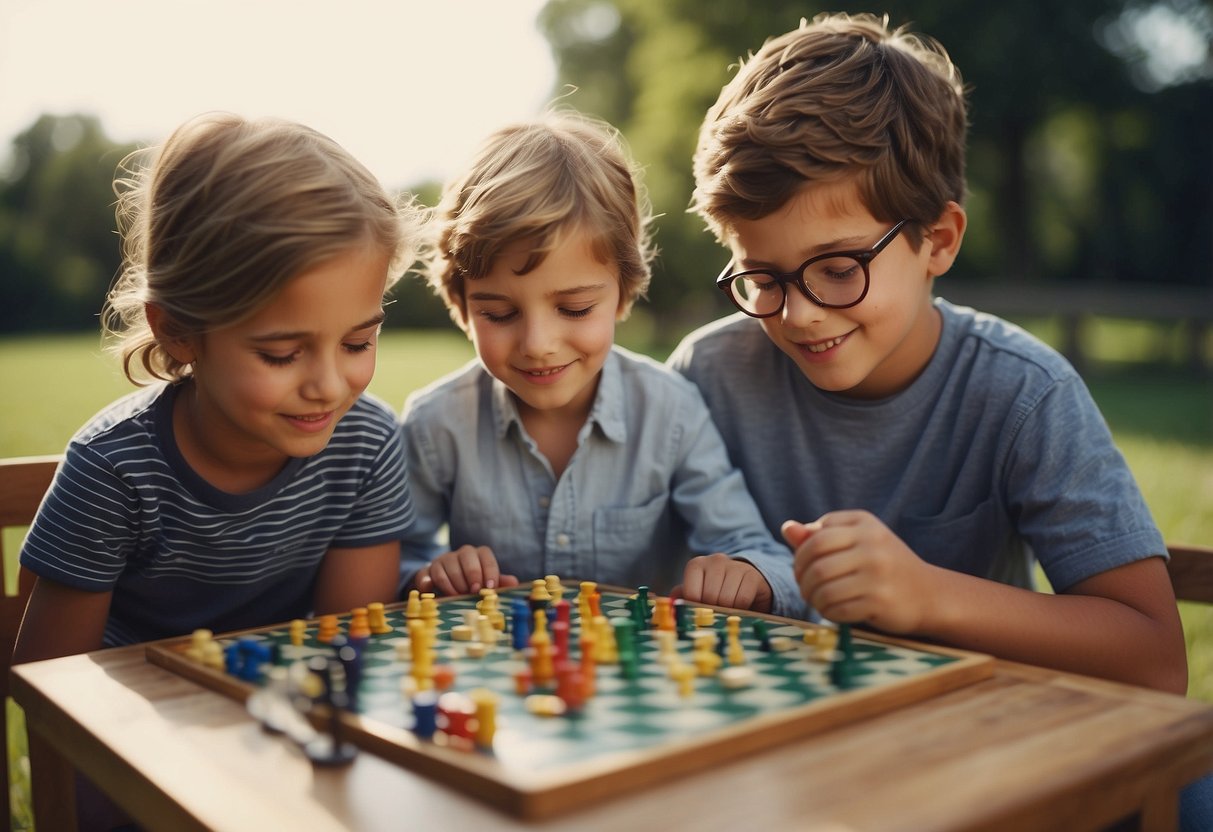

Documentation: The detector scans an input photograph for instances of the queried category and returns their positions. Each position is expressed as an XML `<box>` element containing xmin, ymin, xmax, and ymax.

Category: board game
<box><xmin>145</xmin><ymin>581</ymin><xmax>993</xmax><ymax>818</ymax></box>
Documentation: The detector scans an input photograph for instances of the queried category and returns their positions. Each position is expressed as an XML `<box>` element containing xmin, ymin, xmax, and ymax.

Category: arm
<box><xmin>786</xmin><ymin>514</ymin><xmax>1187</xmax><ymax>693</ymax></box>
<box><xmin>13</xmin><ymin>577</ymin><xmax>112</xmax><ymax>663</ymax></box>
<box><xmin>312</xmin><ymin>542</ymin><xmax>402</xmax><ymax>614</ymax></box>
<box><xmin>411</xmin><ymin>545</ymin><xmax>520</xmax><ymax>596</ymax></box>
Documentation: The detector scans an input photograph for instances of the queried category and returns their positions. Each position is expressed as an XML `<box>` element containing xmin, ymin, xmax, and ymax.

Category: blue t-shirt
<box><xmin>668</xmin><ymin>299</ymin><xmax>1165</xmax><ymax>592</ymax></box>
<box><xmin>20</xmin><ymin>383</ymin><xmax>412</xmax><ymax>646</ymax></box>
<box><xmin>400</xmin><ymin>346</ymin><xmax>805</xmax><ymax>617</ymax></box>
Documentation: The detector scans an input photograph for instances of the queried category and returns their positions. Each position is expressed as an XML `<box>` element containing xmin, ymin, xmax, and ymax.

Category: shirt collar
<box><xmin>489</xmin><ymin>349</ymin><xmax>627</xmax><ymax>444</ymax></box>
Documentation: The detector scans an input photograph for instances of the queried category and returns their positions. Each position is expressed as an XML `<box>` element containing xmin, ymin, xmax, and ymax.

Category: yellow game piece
<box><xmin>288</xmin><ymin>619</ymin><xmax>307</xmax><ymax>647</ymax></box>
<box><xmin>692</xmin><ymin>634</ymin><xmax>722</xmax><ymax>676</ymax></box>
<box><xmin>655</xmin><ymin>629</ymin><xmax>677</xmax><ymax>664</ymax></box>
<box><xmin>718</xmin><ymin>666</ymin><xmax>755</xmax><ymax>689</ymax></box>
<box><xmin>451</xmin><ymin>624</ymin><xmax>474</xmax><ymax>641</ymax></box>
<box><xmin>531</xmin><ymin>627</ymin><xmax>555</xmax><ymax>685</ymax></box>
<box><xmin>367</xmin><ymin>601</ymin><xmax>392</xmax><ymax>634</ymax></box>
<box><xmin>524</xmin><ymin>694</ymin><xmax>567</xmax><ymax>717</ymax></box>
<box><xmin>653</xmin><ymin>597</ymin><xmax>675</xmax><ymax>631</ymax></box>
<box><xmin>476</xmin><ymin>614</ymin><xmax>499</xmax><ymax>648</ymax></box>
<box><xmin>316</xmin><ymin>614</ymin><xmax>340</xmax><ymax>643</ymax></box>
<box><xmin>770</xmin><ymin>635</ymin><xmax>796</xmax><ymax>652</ymax></box>
<box><xmin>470</xmin><ymin>688</ymin><xmax>498</xmax><ymax>747</ymax></box>
<box><xmin>201</xmin><ymin>641</ymin><xmax>225</xmax><ymax>670</ymax></box>
<box><xmin>464</xmin><ymin>642</ymin><xmax>487</xmax><ymax>659</ymax></box>
<box><xmin>694</xmin><ymin>607</ymin><xmax>715</xmax><ymax>628</ymax></box>
<box><xmin>670</xmin><ymin>662</ymin><xmax>696</xmax><ymax>697</ymax></box>
<box><xmin>530</xmin><ymin>578</ymin><xmax>551</xmax><ymax>605</ymax></box>
<box><xmin>405</xmin><ymin>589</ymin><xmax>422</xmax><ymax>619</ymax></box>
<box><xmin>545</xmin><ymin>574</ymin><xmax>564</xmax><ymax>603</ymax></box>
<box><xmin>348</xmin><ymin>606</ymin><xmax>371</xmax><ymax>639</ymax></box>
<box><xmin>185</xmin><ymin>628</ymin><xmax>213</xmax><ymax>663</ymax></box>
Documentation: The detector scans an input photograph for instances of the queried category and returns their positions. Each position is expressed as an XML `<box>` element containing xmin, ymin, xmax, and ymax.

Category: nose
<box><xmin>781</xmin><ymin>283</ymin><xmax>828</xmax><ymax>327</ymax></box>
<box><xmin>520</xmin><ymin>318</ymin><xmax>558</xmax><ymax>359</ymax></box>
<box><xmin>301</xmin><ymin>354</ymin><xmax>346</xmax><ymax>403</ymax></box>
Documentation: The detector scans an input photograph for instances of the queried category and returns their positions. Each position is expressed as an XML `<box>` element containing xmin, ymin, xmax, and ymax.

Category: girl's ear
<box><xmin>145</xmin><ymin>302</ymin><xmax>197</xmax><ymax>365</ymax></box>
<box><xmin>925</xmin><ymin>201</ymin><xmax>967</xmax><ymax>278</ymax></box>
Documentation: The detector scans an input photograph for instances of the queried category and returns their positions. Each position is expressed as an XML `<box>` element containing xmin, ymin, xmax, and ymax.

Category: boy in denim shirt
<box><xmin>400</xmin><ymin>111</ymin><xmax>803</xmax><ymax>617</ymax></box>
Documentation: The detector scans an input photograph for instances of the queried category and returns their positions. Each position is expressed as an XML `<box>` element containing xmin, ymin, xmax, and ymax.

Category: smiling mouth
<box><xmin>522</xmin><ymin>364</ymin><xmax>570</xmax><ymax>377</ymax></box>
<box><xmin>804</xmin><ymin>335</ymin><xmax>846</xmax><ymax>353</ymax></box>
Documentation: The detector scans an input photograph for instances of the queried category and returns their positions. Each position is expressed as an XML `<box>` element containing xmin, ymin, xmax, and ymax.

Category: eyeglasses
<box><xmin>716</xmin><ymin>220</ymin><xmax>909</xmax><ymax>318</ymax></box>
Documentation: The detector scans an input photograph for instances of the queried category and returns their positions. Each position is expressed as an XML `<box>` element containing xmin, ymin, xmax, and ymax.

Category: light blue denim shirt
<box><xmin>400</xmin><ymin>346</ymin><xmax>806</xmax><ymax>618</ymax></box>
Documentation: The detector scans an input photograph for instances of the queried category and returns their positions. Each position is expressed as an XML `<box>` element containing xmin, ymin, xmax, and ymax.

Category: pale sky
<box><xmin>0</xmin><ymin>0</ymin><xmax>557</xmax><ymax>189</ymax></box>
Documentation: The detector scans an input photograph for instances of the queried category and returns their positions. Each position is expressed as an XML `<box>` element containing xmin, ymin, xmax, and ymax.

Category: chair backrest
<box><xmin>0</xmin><ymin>454</ymin><xmax>60</xmax><ymax>827</ymax></box>
<box><xmin>1167</xmin><ymin>543</ymin><xmax>1213</xmax><ymax>605</ymax></box>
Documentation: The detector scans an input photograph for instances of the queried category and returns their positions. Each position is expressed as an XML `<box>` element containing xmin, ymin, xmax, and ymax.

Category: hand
<box><xmin>674</xmin><ymin>553</ymin><xmax>773</xmax><ymax>613</ymax></box>
<box><xmin>783</xmin><ymin>511</ymin><xmax>939</xmax><ymax>634</ymax></box>
<box><xmin>413</xmin><ymin>545</ymin><xmax>519</xmax><ymax>596</ymax></box>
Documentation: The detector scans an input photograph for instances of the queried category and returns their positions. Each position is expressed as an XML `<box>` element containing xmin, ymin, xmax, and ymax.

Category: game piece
<box><xmin>529</xmin><ymin>578</ymin><xmax>551</xmax><ymax>614</ymax></box>
<box><xmin>185</xmin><ymin>628</ymin><xmax>214</xmax><ymax>663</ymax></box>
<box><xmin>655</xmin><ymin>629</ymin><xmax>677</xmax><ymax>665</ymax></box>
<box><xmin>545</xmin><ymin>574</ymin><xmax>564</xmax><ymax>604</ymax></box>
<box><xmin>673</xmin><ymin>599</ymin><xmax>690</xmax><ymax>640</ymax></box>
<box><xmin>476</xmin><ymin>613</ymin><xmax>499</xmax><ymax>648</ymax></box>
<box><xmin>514</xmin><ymin>667</ymin><xmax>533</xmax><ymax>696</ymax></box>
<box><xmin>577</xmin><ymin>581</ymin><xmax>597</xmax><ymax>621</ymax></box>
<box><xmin>411</xmin><ymin>690</ymin><xmax>439</xmax><ymax>740</ymax></box>
<box><xmin>718</xmin><ymin>665</ymin><xmax>755</xmax><ymax>690</ymax></box>
<box><xmin>628</xmin><ymin>595</ymin><xmax>647</xmax><ymax>630</ymax></box>
<box><xmin>592</xmin><ymin>615</ymin><xmax>618</xmax><ymax>663</ymax></box>
<box><xmin>770</xmin><ymin>636</ymin><xmax>796</xmax><ymax>652</ymax></box>
<box><xmin>470</xmin><ymin>688</ymin><xmax>499</xmax><ymax>748</ymax></box>
<box><xmin>578</xmin><ymin>631</ymin><xmax>597</xmax><ymax>698</ymax></box>
<box><xmin>288</xmin><ymin>619</ymin><xmax>307</xmax><ymax>647</ymax></box>
<box><xmin>634</xmin><ymin>586</ymin><xmax>651</xmax><ymax>626</ymax></box>
<box><xmin>524</xmin><ymin>694</ymin><xmax>567</xmax><ymax>717</ymax></box>
<box><xmin>464</xmin><ymin>641</ymin><xmax>487</xmax><ymax>659</ymax></box>
<box><xmin>316</xmin><ymin>614</ymin><xmax>340</xmax><ymax>643</ymax></box>
<box><xmin>694</xmin><ymin>607</ymin><xmax>715</xmax><ymax>629</ymax></box>
<box><xmin>552</xmin><ymin>618</ymin><xmax>570</xmax><ymax>664</ymax></box>
<box><xmin>348</xmin><ymin>607</ymin><xmax>371</xmax><ymax>640</ymax></box>
<box><xmin>367</xmin><ymin>601</ymin><xmax>392</xmax><ymax>635</ymax></box>
<box><xmin>420</xmin><ymin>594</ymin><xmax>440</xmax><ymax>636</ymax></box>
<box><xmin>613</xmin><ymin>618</ymin><xmax>639</xmax><ymax>680</ymax></box>
<box><xmin>510</xmin><ymin>598</ymin><xmax>531</xmax><ymax>651</ymax></box>
<box><xmin>652</xmin><ymin>596</ymin><xmax>675</xmax><ymax>631</ymax></box>
<box><xmin>303</xmin><ymin>656</ymin><xmax>358</xmax><ymax>766</ymax></box>
<box><xmin>670</xmin><ymin>662</ymin><xmax>696</xmax><ymax>698</ymax></box>
<box><xmin>726</xmin><ymin>615</ymin><xmax>746</xmax><ymax>665</ymax></box>
<box><xmin>405</xmin><ymin>589</ymin><xmax>422</xmax><ymax>620</ymax></box>
<box><xmin>330</xmin><ymin>634</ymin><xmax>365</xmax><ymax>710</ymax></box>
<box><xmin>408</xmin><ymin>619</ymin><xmax>433</xmax><ymax>690</ymax></box>
<box><xmin>437</xmin><ymin>691</ymin><xmax>477</xmax><ymax>749</ymax></box>
<box><xmin>530</xmin><ymin>623</ymin><xmax>555</xmax><ymax>686</ymax></box>
<box><xmin>692</xmin><ymin>635</ymin><xmax>722</xmax><ymax>677</ymax></box>
<box><xmin>451</xmin><ymin>624</ymin><xmax>474</xmax><ymax>642</ymax></box>
<box><xmin>752</xmin><ymin>619</ymin><xmax>772</xmax><ymax>652</ymax></box>
<box><xmin>432</xmin><ymin>664</ymin><xmax>457</xmax><ymax>691</ymax></box>
<box><xmin>587</xmin><ymin>591</ymin><xmax>602</xmax><ymax>618</ymax></box>
<box><xmin>554</xmin><ymin>662</ymin><xmax>586</xmax><ymax>712</ymax></box>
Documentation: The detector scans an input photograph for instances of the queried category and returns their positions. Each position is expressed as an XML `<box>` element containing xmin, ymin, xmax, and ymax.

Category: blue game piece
<box><xmin>411</xmin><ymin>691</ymin><xmax>439</xmax><ymax>740</ymax></box>
<box><xmin>330</xmin><ymin>635</ymin><xmax>364</xmax><ymax>710</ymax></box>
<box><xmin>511</xmin><ymin>598</ymin><xmax>531</xmax><ymax>651</ymax></box>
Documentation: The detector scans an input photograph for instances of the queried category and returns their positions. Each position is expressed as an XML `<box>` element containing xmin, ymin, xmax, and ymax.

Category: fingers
<box><xmin>681</xmin><ymin>555</ymin><xmax>772</xmax><ymax>612</ymax></box>
<box><xmin>428</xmin><ymin>546</ymin><xmax>501</xmax><ymax>596</ymax></box>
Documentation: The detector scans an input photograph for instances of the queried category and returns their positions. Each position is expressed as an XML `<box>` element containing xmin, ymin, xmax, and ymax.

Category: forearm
<box><xmin>917</xmin><ymin>561</ymin><xmax>1187</xmax><ymax>693</ymax></box>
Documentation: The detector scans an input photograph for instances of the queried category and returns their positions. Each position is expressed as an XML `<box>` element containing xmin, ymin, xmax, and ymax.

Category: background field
<box><xmin>1</xmin><ymin>320</ymin><xmax>1210</xmax><ymax>828</ymax></box>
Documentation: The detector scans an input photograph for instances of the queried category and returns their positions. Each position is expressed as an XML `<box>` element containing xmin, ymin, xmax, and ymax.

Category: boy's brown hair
<box><xmin>692</xmin><ymin>13</ymin><xmax>967</xmax><ymax>247</ymax></box>
<box><xmin>425</xmin><ymin>110</ymin><xmax>653</xmax><ymax>330</ymax></box>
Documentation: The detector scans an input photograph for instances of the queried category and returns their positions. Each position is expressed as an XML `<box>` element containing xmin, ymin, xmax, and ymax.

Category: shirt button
<box><xmin>556</xmin><ymin>533</ymin><xmax>570</xmax><ymax>547</ymax></box>
<box><xmin>538</xmin><ymin>496</ymin><xmax>551</xmax><ymax>508</ymax></box>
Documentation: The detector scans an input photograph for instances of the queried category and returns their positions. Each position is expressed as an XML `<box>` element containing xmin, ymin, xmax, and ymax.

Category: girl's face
<box><xmin>175</xmin><ymin>239</ymin><xmax>390</xmax><ymax>489</ymax></box>
<box><xmin>465</xmin><ymin>228</ymin><xmax>621</xmax><ymax>424</ymax></box>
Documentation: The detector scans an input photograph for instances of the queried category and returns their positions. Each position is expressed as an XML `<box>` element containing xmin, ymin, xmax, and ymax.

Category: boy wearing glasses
<box><xmin>669</xmin><ymin>14</ymin><xmax>1187</xmax><ymax>694</ymax></box>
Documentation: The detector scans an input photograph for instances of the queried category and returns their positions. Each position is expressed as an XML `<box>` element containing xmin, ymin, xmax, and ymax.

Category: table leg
<box><xmin>28</xmin><ymin>728</ymin><xmax>77</xmax><ymax>831</ymax></box>
<box><xmin>1136</xmin><ymin>786</ymin><xmax>1178</xmax><ymax>832</ymax></box>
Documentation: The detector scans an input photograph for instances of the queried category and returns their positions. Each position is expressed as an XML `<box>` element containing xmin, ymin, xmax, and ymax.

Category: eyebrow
<box><xmin>247</xmin><ymin>311</ymin><xmax>386</xmax><ymax>343</ymax></box>
<box><xmin>468</xmin><ymin>283</ymin><xmax>610</xmax><ymax>302</ymax></box>
<box><xmin>739</xmin><ymin>235</ymin><xmax>871</xmax><ymax>269</ymax></box>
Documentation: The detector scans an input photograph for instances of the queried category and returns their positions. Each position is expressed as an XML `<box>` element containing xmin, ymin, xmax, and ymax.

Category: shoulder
<box><xmin>668</xmin><ymin>312</ymin><xmax>769</xmax><ymax>373</ymax></box>
<box><xmin>939</xmin><ymin>299</ymin><xmax>1078</xmax><ymax>386</ymax></box>
<box><xmin>69</xmin><ymin>385</ymin><xmax>165</xmax><ymax>447</ymax></box>
<box><xmin>338</xmin><ymin>393</ymin><xmax>400</xmax><ymax>439</ymax></box>
<box><xmin>611</xmin><ymin>346</ymin><xmax>705</xmax><ymax>408</ymax></box>
<box><xmin>401</xmin><ymin>358</ymin><xmax>486</xmax><ymax>421</ymax></box>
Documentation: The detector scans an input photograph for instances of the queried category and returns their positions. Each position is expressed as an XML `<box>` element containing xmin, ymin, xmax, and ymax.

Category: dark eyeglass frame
<box><xmin>715</xmin><ymin>219</ymin><xmax>910</xmax><ymax>318</ymax></box>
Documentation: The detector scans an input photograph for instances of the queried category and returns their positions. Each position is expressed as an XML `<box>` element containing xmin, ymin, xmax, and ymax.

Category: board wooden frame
<box><xmin>145</xmin><ymin>586</ymin><xmax>994</xmax><ymax>818</ymax></box>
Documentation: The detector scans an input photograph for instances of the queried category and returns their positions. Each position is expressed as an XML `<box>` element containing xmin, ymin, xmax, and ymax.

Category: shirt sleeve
<box><xmin>331</xmin><ymin>410</ymin><xmax>414</xmax><ymax>549</ymax></box>
<box><xmin>19</xmin><ymin>445</ymin><xmax>133</xmax><ymax>592</ymax></box>
<box><xmin>668</xmin><ymin>384</ymin><xmax>808</xmax><ymax>619</ymax></box>
<box><xmin>1003</xmin><ymin>374</ymin><xmax>1165</xmax><ymax>591</ymax></box>
<box><xmin>398</xmin><ymin>399</ymin><xmax>452</xmax><ymax>589</ymax></box>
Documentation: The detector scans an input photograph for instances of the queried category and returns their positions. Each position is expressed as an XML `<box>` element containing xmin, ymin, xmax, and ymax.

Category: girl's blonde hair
<box><xmin>104</xmin><ymin>112</ymin><xmax>416</xmax><ymax>384</ymax></box>
<box><xmin>424</xmin><ymin>110</ymin><xmax>654</xmax><ymax>330</ymax></box>
<box><xmin>692</xmin><ymin>13</ymin><xmax>968</xmax><ymax>248</ymax></box>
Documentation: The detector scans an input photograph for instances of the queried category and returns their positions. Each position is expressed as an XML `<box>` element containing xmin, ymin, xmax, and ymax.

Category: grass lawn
<box><xmin>1</xmin><ymin>320</ymin><xmax>1210</xmax><ymax>828</ymax></box>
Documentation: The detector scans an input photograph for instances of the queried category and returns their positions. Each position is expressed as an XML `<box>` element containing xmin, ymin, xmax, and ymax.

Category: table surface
<box><xmin>12</xmin><ymin>641</ymin><xmax>1213</xmax><ymax>832</ymax></box>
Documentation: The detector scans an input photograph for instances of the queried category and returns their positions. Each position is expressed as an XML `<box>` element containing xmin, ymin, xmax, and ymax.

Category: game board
<box><xmin>145</xmin><ymin>583</ymin><xmax>993</xmax><ymax>818</ymax></box>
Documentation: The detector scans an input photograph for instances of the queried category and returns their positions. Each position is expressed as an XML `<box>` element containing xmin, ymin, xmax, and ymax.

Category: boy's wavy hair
<box><xmin>103</xmin><ymin>112</ymin><xmax>418</xmax><ymax>384</ymax></box>
<box><xmin>424</xmin><ymin>109</ymin><xmax>654</xmax><ymax>330</ymax></box>
<box><xmin>692</xmin><ymin>13</ymin><xmax>968</xmax><ymax>248</ymax></box>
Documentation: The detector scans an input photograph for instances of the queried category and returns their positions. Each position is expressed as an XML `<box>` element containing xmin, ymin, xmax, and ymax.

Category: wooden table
<box><xmin>12</xmin><ymin>644</ymin><xmax>1213</xmax><ymax>832</ymax></box>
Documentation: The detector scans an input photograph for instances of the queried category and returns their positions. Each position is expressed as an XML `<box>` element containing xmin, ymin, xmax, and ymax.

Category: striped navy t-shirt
<box><xmin>20</xmin><ymin>382</ymin><xmax>413</xmax><ymax>646</ymax></box>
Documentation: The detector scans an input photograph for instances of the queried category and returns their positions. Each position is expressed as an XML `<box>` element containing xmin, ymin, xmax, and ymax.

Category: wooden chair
<box><xmin>0</xmin><ymin>454</ymin><xmax>60</xmax><ymax>826</ymax></box>
<box><xmin>1167</xmin><ymin>542</ymin><xmax>1213</xmax><ymax>605</ymax></box>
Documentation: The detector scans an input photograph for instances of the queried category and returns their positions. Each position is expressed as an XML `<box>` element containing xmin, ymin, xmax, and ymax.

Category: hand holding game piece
<box><xmin>676</xmin><ymin>554</ymin><xmax>774</xmax><ymax>613</ymax></box>
<box><xmin>413</xmin><ymin>545</ymin><xmax>519</xmax><ymax>596</ymax></box>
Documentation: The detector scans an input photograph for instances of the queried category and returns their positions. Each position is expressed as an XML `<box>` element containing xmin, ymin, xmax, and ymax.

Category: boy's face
<box><xmin>172</xmin><ymin>239</ymin><xmax>389</xmax><ymax>486</ymax></box>
<box><xmin>465</xmin><ymin>228</ymin><xmax>621</xmax><ymax>422</ymax></box>
<box><xmin>727</xmin><ymin>180</ymin><xmax>951</xmax><ymax>399</ymax></box>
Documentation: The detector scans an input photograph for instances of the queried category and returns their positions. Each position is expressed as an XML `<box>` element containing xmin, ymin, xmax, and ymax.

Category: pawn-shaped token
<box><xmin>653</xmin><ymin>597</ymin><xmax>675</xmax><ymax>631</ymax></box>
<box><xmin>367</xmin><ymin>602</ymin><xmax>392</xmax><ymax>635</ymax></box>
<box><xmin>470</xmin><ymin>688</ymin><xmax>499</xmax><ymax>747</ymax></box>
<box><xmin>655</xmin><ymin>629</ymin><xmax>677</xmax><ymax>665</ymax></box>
<box><xmin>554</xmin><ymin>661</ymin><xmax>586</xmax><ymax>712</ymax></box>
<box><xmin>694</xmin><ymin>607</ymin><xmax>715</xmax><ymax>629</ymax></box>
<box><xmin>673</xmin><ymin>599</ymin><xmax>690</xmax><ymax>640</ymax></box>
<box><xmin>186</xmin><ymin>629</ymin><xmax>214</xmax><ymax>663</ymax></box>
<box><xmin>289</xmin><ymin>619</ymin><xmax>308</xmax><ymax>647</ymax></box>
<box><xmin>432</xmin><ymin>664</ymin><xmax>457</xmax><ymax>691</ymax></box>
<box><xmin>552</xmin><ymin>618</ymin><xmax>570</xmax><ymax>664</ymax></box>
<box><xmin>531</xmin><ymin>626</ymin><xmax>555</xmax><ymax>686</ymax></box>
<box><xmin>577</xmin><ymin>581</ymin><xmax>597</xmax><ymax>621</ymax></box>
<box><xmin>718</xmin><ymin>665</ymin><xmax>755</xmax><ymax>690</ymax></box>
<box><xmin>588</xmin><ymin>591</ymin><xmax>602</xmax><ymax>619</ymax></box>
<box><xmin>201</xmin><ymin>639</ymin><xmax>225</xmax><ymax>670</ymax></box>
<box><xmin>545</xmin><ymin>574</ymin><xmax>564</xmax><ymax>604</ymax></box>
<box><xmin>594</xmin><ymin>615</ymin><xmax>618</xmax><ymax>663</ymax></box>
<box><xmin>529</xmin><ymin>579</ymin><xmax>552</xmax><ymax>614</ymax></box>
<box><xmin>348</xmin><ymin>607</ymin><xmax>371</xmax><ymax>643</ymax></box>
<box><xmin>411</xmin><ymin>691</ymin><xmax>439</xmax><ymax>740</ymax></box>
<box><xmin>477</xmin><ymin>614</ymin><xmax>499</xmax><ymax>648</ymax></box>
<box><xmin>510</xmin><ymin>598</ymin><xmax>531</xmax><ymax>651</ymax></box>
<box><xmin>317</xmin><ymin>614</ymin><xmax>340</xmax><ymax>643</ymax></box>
<box><xmin>752</xmin><ymin>619</ymin><xmax>772</xmax><ymax>652</ymax></box>
<box><xmin>693</xmin><ymin>641</ymin><xmax>722</xmax><ymax>677</ymax></box>
<box><xmin>405</xmin><ymin>589</ymin><xmax>422</xmax><ymax>620</ymax></box>
<box><xmin>635</xmin><ymin>586</ymin><xmax>651</xmax><ymax>626</ymax></box>
<box><xmin>420</xmin><ymin>595</ymin><xmax>439</xmax><ymax>636</ymax></box>
<box><xmin>670</xmin><ymin>661</ymin><xmax>696</xmax><ymax>698</ymax></box>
